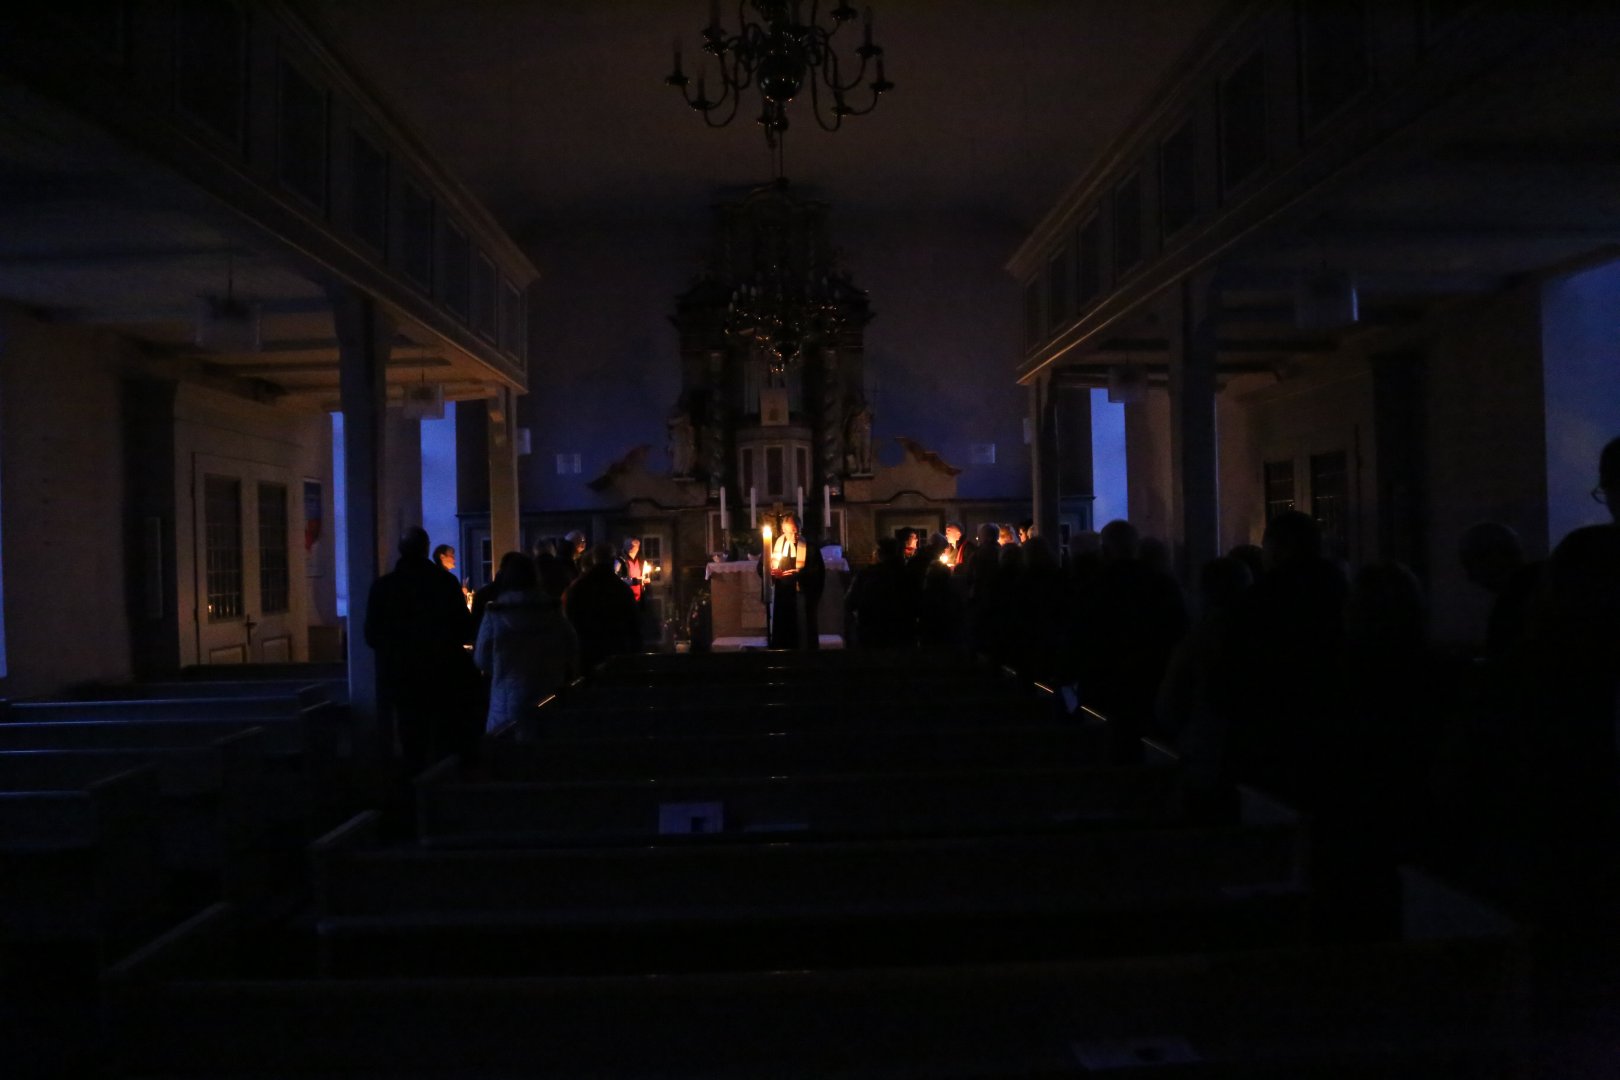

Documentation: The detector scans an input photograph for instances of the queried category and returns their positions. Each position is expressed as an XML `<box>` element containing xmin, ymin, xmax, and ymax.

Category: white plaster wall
<box><xmin>0</xmin><ymin>310</ymin><xmax>134</xmax><ymax>695</ymax></box>
<box><xmin>1124</xmin><ymin>386</ymin><xmax>1173</xmax><ymax>541</ymax></box>
<box><xmin>1227</xmin><ymin>353</ymin><xmax>1376</xmax><ymax>565</ymax></box>
<box><xmin>1216</xmin><ymin>372</ymin><xmax>1269</xmax><ymax>552</ymax></box>
<box><xmin>1422</xmin><ymin>284</ymin><xmax>1548</xmax><ymax>646</ymax></box>
<box><xmin>1541</xmin><ymin>259</ymin><xmax>1620</xmax><ymax>547</ymax></box>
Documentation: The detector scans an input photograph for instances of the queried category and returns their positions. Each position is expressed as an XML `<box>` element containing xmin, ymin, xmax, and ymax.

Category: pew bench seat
<box><xmin>104</xmin><ymin>889</ymin><xmax>1528</xmax><ymax>1078</ymax></box>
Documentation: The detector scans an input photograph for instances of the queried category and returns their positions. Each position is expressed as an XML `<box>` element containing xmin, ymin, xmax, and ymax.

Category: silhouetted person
<box><xmin>1008</xmin><ymin>534</ymin><xmax>1071</xmax><ymax>685</ymax></box>
<box><xmin>1312</xmin><ymin>561</ymin><xmax>1446</xmax><ymax>940</ymax></box>
<box><xmin>562</xmin><ymin>530</ymin><xmax>589</xmax><ymax>581</ymax></box>
<box><xmin>532</xmin><ymin>537</ymin><xmax>574</xmax><ymax>601</ymax></box>
<box><xmin>917</xmin><ymin>561</ymin><xmax>967</xmax><ymax>651</ymax></box>
<box><xmin>1076</xmin><ymin>520</ymin><xmax>1188</xmax><ymax>763</ymax></box>
<box><xmin>1156</xmin><ymin>555</ymin><xmax>1254</xmax><ymax>803</ymax></box>
<box><xmin>798</xmin><ymin>531</ymin><xmax>828</xmax><ymax>649</ymax></box>
<box><xmin>1457</xmin><ymin>521</ymin><xmax>1540</xmax><ymax>663</ymax></box>
<box><xmin>941</xmin><ymin>522</ymin><xmax>969</xmax><ymax>571</ymax></box>
<box><xmin>1066</xmin><ymin>529</ymin><xmax>1101</xmax><ymax>591</ymax></box>
<box><xmin>1227</xmin><ymin>543</ymin><xmax>1265</xmax><ymax>587</ymax></box>
<box><xmin>364</xmin><ymin>526</ymin><xmax>477</xmax><ymax>772</ymax></box>
<box><xmin>564</xmin><ymin>543</ymin><xmax>642</xmax><ymax>673</ymax></box>
<box><xmin>472</xmin><ymin>550</ymin><xmax>530</xmax><ymax>639</ymax></box>
<box><xmin>1483</xmin><ymin>523</ymin><xmax>1620</xmax><ymax>923</ymax></box>
<box><xmin>758</xmin><ymin>508</ymin><xmax>810</xmax><ymax>647</ymax></box>
<box><xmin>847</xmin><ymin>537</ymin><xmax>916</xmax><ymax>648</ymax></box>
<box><xmin>964</xmin><ymin>524</ymin><xmax>1006</xmax><ymax>658</ymax></box>
<box><xmin>1222</xmin><ymin>510</ymin><xmax>1348</xmax><ymax>801</ymax></box>
<box><xmin>474</xmin><ymin>553</ymin><xmax>579</xmax><ymax>736</ymax></box>
<box><xmin>1598</xmin><ymin>434</ymin><xmax>1620</xmax><ymax>523</ymax></box>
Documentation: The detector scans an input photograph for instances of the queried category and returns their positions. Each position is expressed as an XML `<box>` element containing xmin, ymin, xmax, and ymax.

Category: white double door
<box><xmin>193</xmin><ymin>453</ymin><xmax>305</xmax><ymax>665</ymax></box>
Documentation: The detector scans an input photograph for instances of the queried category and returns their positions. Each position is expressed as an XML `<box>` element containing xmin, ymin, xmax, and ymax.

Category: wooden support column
<box><xmin>1056</xmin><ymin>381</ymin><xmax>1096</xmax><ymax>530</ymax></box>
<box><xmin>1166</xmin><ymin>273</ymin><xmax>1221</xmax><ymax>582</ymax></box>
<box><xmin>486</xmin><ymin>387</ymin><xmax>520</xmax><ymax>559</ymax></box>
<box><xmin>1370</xmin><ymin>349</ymin><xmax>1428</xmax><ymax>576</ymax></box>
<box><xmin>1030</xmin><ymin>372</ymin><xmax>1061</xmax><ymax>544</ymax></box>
<box><xmin>332</xmin><ymin>286</ymin><xmax>392</xmax><ymax>765</ymax></box>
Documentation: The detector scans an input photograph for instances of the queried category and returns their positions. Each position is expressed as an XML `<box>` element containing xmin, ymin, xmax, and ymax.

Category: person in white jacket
<box><xmin>473</xmin><ymin>553</ymin><xmax>581</xmax><ymax>736</ymax></box>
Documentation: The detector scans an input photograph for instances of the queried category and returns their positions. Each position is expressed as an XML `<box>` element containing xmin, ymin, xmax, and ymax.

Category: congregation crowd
<box><xmin>364</xmin><ymin>437</ymin><xmax>1620</xmax><ymax>933</ymax></box>
<box><xmin>842</xmin><ymin>438</ymin><xmax>1620</xmax><ymax>932</ymax></box>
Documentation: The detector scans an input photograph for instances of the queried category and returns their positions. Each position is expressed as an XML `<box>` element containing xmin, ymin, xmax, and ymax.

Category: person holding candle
<box><xmin>760</xmin><ymin>511</ymin><xmax>823</xmax><ymax>649</ymax></box>
<box><xmin>613</xmin><ymin>536</ymin><xmax>649</xmax><ymax>603</ymax></box>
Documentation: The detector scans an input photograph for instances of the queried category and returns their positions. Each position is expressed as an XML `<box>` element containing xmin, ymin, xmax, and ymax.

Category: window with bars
<box><xmin>765</xmin><ymin>446</ymin><xmax>785</xmax><ymax>498</ymax></box>
<box><xmin>257</xmin><ymin>482</ymin><xmax>290</xmax><ymax>614</ymax></box>
<box><xmin>1310</xmin><ymin>450</ymin><xmax>1348</xmax><ymax>543</ymax></box>
<box><xmin>350</xmin><ymin>131</ymin><xmax>388</xmax><ymax>253</ymax></box>
<box><xmin>204</xmin><ymin>476</ymin><xmax>243</xmax><ymax>621</ymax></box>
<box><xmin>278</xmin><ymin>58</ymin><xmax>328</xmax><ymax>208</ymax></box>
<box><xmin>1023</xmin><ymin>278</ymin><xmax>1043</xmax><ymax>347</ymax></box>
<box><xmin>1075</xmin><ymin>216</ymin><xmax>1102</xmax><ymax>310</ymax></box>
<box><xmin>1113</xmin><ymin>173</ymin><xmax>1143</xmax><ymax>276</ymax></box>
<box><xmin>1047</xmin><ymin>243</ymin><xmax>1072</xmax><ymax>327</ymax></box>
<box><xmin>1263</xmin><ymin>459</ymin><xmax>1296</xmax><ymax>522</ymax></box>
<box><xmin>1220</xmin><ymin>50</ymin><xmax>1268</xmax><ymax>194</ymax></box>
<box><xmin>1160</xmin><ymin>118</ymin><xmax>1199</xmax><ymax>237</ymax></box>
<box><xmin>176</xmin><ymin>0</ymin><xmax>246</xmax><ymax>149</ymax></box>
<box><xmin>1300</xmin><ymin>0</ymin><xmax>1368</xmax><ymax>126</ymax></box>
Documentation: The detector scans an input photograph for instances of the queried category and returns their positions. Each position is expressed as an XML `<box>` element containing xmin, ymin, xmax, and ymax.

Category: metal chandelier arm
<box><xmin>668</xmin><ymin>0</ymin><xmax>892</xmax><ymax>148</ymax></box>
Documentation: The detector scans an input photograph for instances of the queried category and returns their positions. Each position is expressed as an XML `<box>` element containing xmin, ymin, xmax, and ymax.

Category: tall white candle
<box><xmin>719</xmin><ymin>486</ymin><xmax>727</xmax><ymax>524</ymax></box>
<box><xmin>750</xmin><ymin>486</ymin><xmax>757</xmax><ymax>529</ymax></box>
<box><xmin>796</xmin><ymin>485</ymin><xmax>804</xmax><ymax>522</ymax></box>
<box><xmin>822</xmin><ymin>484</ymin><xmax>831</xmax><ymax>530</ymax></box>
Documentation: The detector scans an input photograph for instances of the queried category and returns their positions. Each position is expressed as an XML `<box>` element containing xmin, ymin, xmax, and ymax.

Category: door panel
<box><xmin>194</xmin><ymin>454</ymin><xmax>307</xmax><ymax>665</ymax></box>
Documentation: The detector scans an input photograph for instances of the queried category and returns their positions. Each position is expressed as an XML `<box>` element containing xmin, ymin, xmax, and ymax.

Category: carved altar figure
<box><xmin>845</xmin><ymin>404</ymin><xmax>873</xmax><ymax>475</ymax></box>
<box><xmin>667</xmin><ymin>410</ymin><xmax>696</xmax><ymax>476</ymax></box>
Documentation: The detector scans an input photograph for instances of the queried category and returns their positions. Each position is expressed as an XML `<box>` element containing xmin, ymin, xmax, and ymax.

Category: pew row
<box><xmin>104</xmin><ymin>875</ymin><xmax>1527</xmax><ymax>1078</ymax></box>
<box><xmin>0</xmin><ymin>729</ymin><xmax>277</xmax><ymax>907</ymax></box>
<box><xmin>532</xmin><ymin>695</ymin><xmax>1055</xmax><ymax>736</ymax></box>
<box><xmin>0</xmin><ymin>714</ymin><xmax>343</xmax><ymax>839</ymax></box>
<box><xmin>0</xmin><ymin>761</ymin><xmax>166</xmax><ymax>946</ymax></box>
<box><xmin>312</xmin><ymin>802</ymin><xmax>1306</xmax><ymax>976</ymax></box>
<box><xmin>473</xmin><ymin>723</ymin><xmax>1114</xmax><ymax>784</ymax></box>
<box><xmin>414</xmin><ymin>754</ymin><xmax>1181</xmax><ymax>847</ymax></box>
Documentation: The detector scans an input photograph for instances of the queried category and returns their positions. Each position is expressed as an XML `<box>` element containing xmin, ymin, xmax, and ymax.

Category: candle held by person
<box><xmin>760</xmin><ymin>522</ymin><xmax>772</xmax><ymax>604</ymax></box>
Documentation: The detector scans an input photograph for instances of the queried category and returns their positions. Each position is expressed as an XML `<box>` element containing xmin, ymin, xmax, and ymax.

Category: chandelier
<box><xmin>726</xmin><ymin>267</ymin><xmax>861</xmax><ymax>374</ymax></box>
<box><xmin>665</xmin><ymin>2</ymin><xmax>893</xmax><ymax>155</ymax></box>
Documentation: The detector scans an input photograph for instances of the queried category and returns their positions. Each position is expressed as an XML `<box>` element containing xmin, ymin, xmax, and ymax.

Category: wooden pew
<box><xmin>311</xmin><ymin>803</ymin><xmax>1306</xmax><ymax>976</ymax></box>
<box><xmin>103</xmin><ymin>874</ymin><xmax>1527</xmax><ymax>1077</ymax></box>
<box><xmin>563</xmin><ymin>677</ymin><xmax>1037</xmax><ymax>710</ymax></box>
<box><xmin>472</xmin><ymin>723</ymin><xmax>1114</xmax><ymax>783</ymax></box>
<box><xmin>533</xmin><ymin>695</ymin><xmax>1055</xmax><ymax>736</ymax></box>
<box><xmin>414</xmin><ymin>754</ymin><xmax>1182</xmax><ymax>847</ymax></box>
<box><xmin>593</xmin><ymin>648</ymin><xmax>982</xmax><ymax>684</ymax></box>
<box><xmin>0</xmin><ymin>760</ymin><xmax>166</xmax><ymax>947</ymax></box>
<box><xmin>0</xmin><ymin>714</ymin><xmax>338</xmax><ymax>839</ymax></box>
<box><xmin>0</xmin><ymin>728</ymin><xmax>276</xmax><ymax>908</ymax></box>
<box><xmin>55</xmin><ymin>681</ymin><xmax>334</xmax><ymax>706</ymax></box>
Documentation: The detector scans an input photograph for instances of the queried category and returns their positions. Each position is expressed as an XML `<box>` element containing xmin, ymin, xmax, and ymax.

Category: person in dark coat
<box><xmin>364</xmin><ymin>526</ymin><xmax>478</xmax><ymax>772</ymax></box>
<box><xmin>563</xmin><ymin>542</ymin><xmax>642</xmax><ymax>674</ymax></box>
